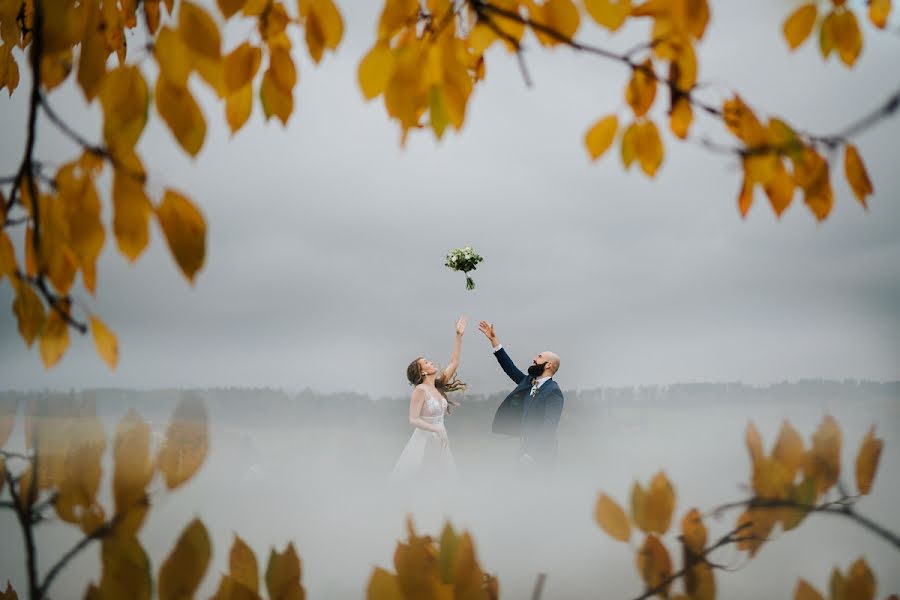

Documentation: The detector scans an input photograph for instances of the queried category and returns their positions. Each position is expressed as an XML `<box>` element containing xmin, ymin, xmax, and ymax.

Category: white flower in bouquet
<box><xmin>445</xmin><ymin>246</ymin><xmax>484</xmax><ymax>290</ymax></box>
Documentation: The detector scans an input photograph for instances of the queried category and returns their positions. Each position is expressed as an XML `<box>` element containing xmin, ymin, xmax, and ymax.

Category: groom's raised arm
<box><xmin>479</xmin><ymin>320</ymin><xmax>526</xmax><ymax>384</ymax></box>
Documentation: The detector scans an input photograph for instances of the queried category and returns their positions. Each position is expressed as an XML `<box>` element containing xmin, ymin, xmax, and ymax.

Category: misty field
<box><xmin>1</xmin><ymin>381</ymin><xmax>898</xmax><ymax>599</ymax></box>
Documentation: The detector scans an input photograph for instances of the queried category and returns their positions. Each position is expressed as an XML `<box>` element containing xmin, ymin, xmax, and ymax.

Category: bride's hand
<box><xmin>455</xmin><ymin>316</ymin><xmax>468</xmax><ymax>337</ymax></box>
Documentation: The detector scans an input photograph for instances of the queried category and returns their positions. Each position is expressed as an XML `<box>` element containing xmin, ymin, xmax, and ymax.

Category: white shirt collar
<box><xmin>532</xmin><ymin>376</ymin><xmax>551</xmax><ymax>387</ymax></box>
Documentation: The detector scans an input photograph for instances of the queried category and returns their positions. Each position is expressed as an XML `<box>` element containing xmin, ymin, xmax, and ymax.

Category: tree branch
<box><xmin>5</xmin><ymin>459</ymin><xmax>38</xmax><ymax>600</ymax></box>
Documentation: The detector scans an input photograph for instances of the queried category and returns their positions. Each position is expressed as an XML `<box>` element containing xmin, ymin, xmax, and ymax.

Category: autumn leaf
<box><xmin>155</xmin><ymin>26</ymin><xmax>192</xmax><ymax>88</ymax></box>
<box><xmin>764</xmin><ymin>160</ymin><xmax>795</xmax><ymax>217</ymax></box>
<box><xmin>53</xmin><ymin>400</ymin><xmax>106</xmax><ymax>532</ymax></box>
<box><xmin>669</xmin><ymin>96</ymin><xmax>692</xmax><ymax>139</ymax></box>
<box><xmin>99</xmin><ymin>66</ymin><xmax>149</xmax><ymax>153</ymax></box>
<box><xmin>39</xmin><ymin>306</ymin><xmax>70</xmax><ymax>368</ymax></box>
<box><xmin>595</xmin><ymin>493</ymin><xmax>631</xmax><ymax>541</ymax></box>
<box><xmin>584</xmin><ymin>0</ymin><xmax>631</xmax><ymax>31</ymax></box>
<box><xmin>844</xmin><ymin>144</ymin><xmax>873</xmax><ymax>208</ymax></box>
<box><xmin>626</xmin><ymin>60</ymin><xmax>657</xmax><ymax>117</ymax></box>
<box><xmin>367</xmin><ymin>567</ymin><xmax>402</xmax><ymax>600</ymax></box>
<box><xmin>261</xmin><ymin>47</ymin><xmax>296</xmax><ymax>125</ymax></box>
<box><xmin>831</xmin><ymin>9</ymin><xmax>862</xmax><ymax>67</ymax></box>
<box><xmin>684</xmin><ymin>562</ymin><xmax>715</xmax><ymax>600</ymax></box>
<box><xmin>794</xmin><ymin>579</ymin><xmax>825</xmax><ymax>600</ymax></box>
<box><xmin>869</xmin><ymin>0</ymin><xmax>891</xmax><ymax>28</ymax></box>
<box><xmin>179</xmin><ymin>1</ymin><xmax>221</xmax><ymax>61</ymax></box>
<box><xmin>230</xmin><ymin>535</ymin><xmax>260</xmax><ymax>593</ymax></box>
<box><xmin>803</xmin><ymin>415</ymin><xmax>842</xmax><ymax>497</ymax></box>
<box><xmin>634</xmin><ymin>120</ymin><xmax>664</xmax><ymax>177</ymax></box>
<box><xmin>224</xmin><ymin>43</ymin><xmax>261</xmax><ymax>94</ymax></box>
<box><xmin>855</xmin><ymin>426</ymin><xmax>883</xmax><ymax>495</ymax></box>
<box><xmin>783</xmin><ymin>4</ymin><xmax>817</xmax><ymax>50</ymax></box>
<box><xmin>531</xmin><ymin>0</ymin><xmax>581</xmax><ymax>47</ymax></box>
<box><xmin>585</xmin><ymin>115</ymin><xmax>618</xmax><ymax>160</ymax></box>
<box><xmin>156</xmin><ymin>77</ymin><xmax>207</xmax><ymax>157</ymax></box>
<box><xmin>158</xmin><ymin>518</ymin><xmax>212</xmax><ymax>600</ymax></box>
<box><xmin>0</xmin><ymin>231</ymin><xmax>15</xmax><ymax>279</ymax></box>
<box><xmin>95</xmin><ymin>535</ymin><xmax>152</xmax><ymax>600</ymax></box>
<box><xmin>156</xmin><ymin>394</ymin><xmax>209</xmax><ymax>489</ymax></box>
<box><xmin>843</xmin><ymin>557</ymin><xmax>876</xmax><ymax>600</ymax></box>
<box><xmin>0</xmin><ymin>397</ymin><xmax>16</xmax><ymax>447</ymax></box>
<box><xmin>631</xmin><ymin>471</ymin><xmax>675</xmax><ymax>534</ymax></box>
<box><xmin>300</xmin><ymin>0</ymin><xmax>344</xmax><ymax>63</ymax></box>
<box><xmin>90</xmin><ymin>315</ymin><xmax>118</xmax><ymax>370</ymax></box>
<box><xmin>156</xmin><ymin>189</ymin><xmax>207</xmax><ymax>284</ymax></box>
<box><xmin>266</xmin><ymin>544</ymin><xmax>305</xmax><ymax>600</ymax></box>
<box><xmin>226</xmin><ymin>85</ymin><xmax>254</xmax><ymax>134</ymax></box>
<box><xmin>358</xmin><ymin>43</ymin><xmax>394</xmax><ymax>100</ymax></box>
<box><xmin>679</xmin><ymin>508</ymin><xmax>706</xmax><ymax>554</ymax></box>
<box><xmin>635</xmin><ymin>534</ymin><xmax>672</xmax><ymax>596</ymax></box>
<box><xmin>735</xmin><ymin>508</ymin><xmax>775</xmax><ymax>557</ymax></box>
<box><xmin>112</xmin><ymin>410</ymin><xmax>153</xmax><ymax>537</ymax></box>
<box><xmin>112</xmin><ymin>171</ymin><xmax>152</xmax><ymax>262</ymax></box>
<box><xmin>771</xmin><ymin>420</ymin><xmax>804</xmax><ymax>482</ymax></box>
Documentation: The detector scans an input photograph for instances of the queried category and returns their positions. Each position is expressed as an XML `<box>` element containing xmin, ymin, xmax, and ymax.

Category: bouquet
<box><xmin>445</xmin><ymin>246</ymin><xmax>484</xmax><ymax>290</ymax></box>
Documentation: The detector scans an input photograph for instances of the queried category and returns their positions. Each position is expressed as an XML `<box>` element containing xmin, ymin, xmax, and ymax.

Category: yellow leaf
<box><xmin>54</xmin><ymin>401</ymin><xmax>106</xmax><ymax>529</ymax></box>
<box><xmin>156</xmin><ymin>189</ymin><xmax>207</xmax><ymax>283</ymax></box>
<box><xmin>669</xmin><ymin>96</ymin><xmax>692</xmax><ymax>139</ymax></box>
<box><xmin>97</xmin><ymin>535</ymin><xmax>152</xmax><ymax>600</ymax></box>
<box><xmin>0</xmin><ymin>231</ymin><xmax>15</xmax><ymax>279</ymax></box>
<box><xmin>179</xmin><ymin>1</ymin><xmax>221</xmax><ymax>60</ymax></box>
<box><xmin>782</xmin><ymin>477</ymin><xmax>815</xmax><ymax>531</ymax></box>
<box><xmin>584</xmin><ymin>0</ymin><xmax>631</xmax><ymax>31</ymax></box>
<box><xmin>210</xmin><ymin>575</ymin><xmax>261</xmax><ymax>600</ymax></box>
<box><xmin>594</xmin><ymin>493</ymin><xmax>631</xmax><ymax>541</ymax></box>
<box><xmin>265</xmin><ymin>544</ymin><xmax>304</xmax><ymax>600</ymax></box>
<box><xmin>260</xmin><ymin>47</ymin><xmax>296</xmax><ymax>125</ymax></box>
<box><xmin>722</xmin><ymin>95</ymin><xmax>766</xmax><ymax>146</ymax></box>
<box><xmin>745</xmin><ymin>421</ymin><xmax>763</xmax><ymax>470</ymax></box>
<box><xmin>144</xmin><ymin>0</ymin><xmax>162</xmax><ymax>33</ymax></box>
<box><xmin>844</xmin><ymin>144</ymin><xmax>873</xmax><ymax>208</ymax></box>
<box><xmin>112</xmin><ymin>171</ymin><xmax>152</xmax><ymax>262</ymax></box>
<box><xmin>224</xmin><ymin>42</ymin><xmax>261</xmax><ymax>93</ymax></box>
<box><xmin>57</xmin><ymin>163</ymin><xmax>105</xmax><ymax>294</ymax></box>
<box><xmin>218</xmin><ymin>0</ymin><xmax>247</xmax><ymax>18</ymax></box>
<box><xmin>155</xmin><ymin>26</ymin><xmax>192</xmax><ymax>88</ymax></box>
<box><xmin>783</xmin><ymin>4</ymin><xmax>817</xmax><ymax>50</ymax></box>
<box><xmin>844</xmin><ymin>557</ymin><xmax>876</xmax><ymax>600</ymax></box>
<box><xmin>305</xmin><ymin>10</ymin><xmax>326</xmax><ymax>64</ymax></box>
<box><xmin>99</xmin><ymin>66</ymin><xmax>149</xmax><ymax>152</ymax></box>
<box><xmin>735</xmin><ymin>508</ymin><xmax>775</xmax><ymax>557</ymax></box>
<box><xmin>684</xmin><ymin>562</ymin><xmax>715</xmax><ymax>600</ymax></box>
<box><xmin>112</xmin><ymin>410</ymin><xmax>153</xmax><ymax>537</ymax></box>
<box><xmin>621</xmin><ymin>121</ymin><xmax>638</xmax><ymax>169</ymax></box>
<box><xmin>793</xmin><ymin>147</ymin><xmax>832</xmax><ymax>221</ymax></box>
<box><xmin>156</xmin><ymin>77</ymin><xmax>207</xmax><ymax>157</ymax></box>
<box><xmin>764</xmin><ymin>160</ymin><xmax>795</xmax><ymax>217</ymax></box>
<box><xmin>632</xmin><ymin>471</ymin><xmax>675</xmax><ymax>534</ymax></box>
<box><xmin>869</xmin><ymin>0</ymin><xmax>891</xmax><ymax>28</ymax></box>
<box><xmin>90</xmin><ymin>315</ymin><xmax>118</xmax><ymax>370</ymax></box>
<box><xmin>625</xmin><ymin>59</ymin><xmax>656</xmax><ymax>117</ymax></box>
<box><xmin>12</xmin><ymin>279</ymin><xmax>45</xmax><ymax>348</ymax></box>
<box><xmin>0</xmin><ymin>43</ymin><xmax>20</xmax><ymax>95</ymax></box>
<box><xmin>378</xmin><ymin>0</ymin><xmax>420</xmax><ymax>38</ymax></box>
<box><xmin>226</xmin><ymin>85</ymin><xmax>254</xmax><ymax>134</ymax></box>
<box><xmin>669</xmin><ymin>42</ymin><xmax>697</xmax><ymax>90</ymax></box>
<box><xmin>532</xmin><ymin>0</ymin><xmax>581</xmax><ymax>47</ymax></box>
<box><xmin>230</xmin><ymin>535</ymin><xmax>260</xmax><ymax>593</ymax></box>
<box><xmin>680</xmin><ymin>0</ymin><xmax>709</xmax><ymax>39</ymax></box>
<box><xmin>679</xmin><ymin>508</ymin><xmax>706</xmax><ymax>554</ymax></box>
<box><xmin>635</xmin><ymin>534</ymin><xmax>672</xmax><ymax>595</ymax></box>
<box><xmin>39</xmin><ymin>306</ymin><xmax>69</xmax><ymax>368</ymax></box>
<box><xmin>437</xmin><ymin>522</ymin><xmax>460</xmax><ymax>584</ymax></box>
<box><xmin>819</xmin><ymin>10</ymin><xmax>836</xmax><ymax>59</ymax></box>
<box><xmin>803</xmin><ymin>414</ymin><xmax>842</xmax><ymax>497</ymax></box>
<box><xmin>308</xmin><ymin>0</ymin><xmax>343</xmax><ymax>52</ymax></box>
<box><xmin>855</xmin><ymin>426</ymin><xmax>882</xmax><ymax>495</ymax></box>
<box><xmin>157</xmin><ymin>394</ymin><xmax>208</xmax><ymax>489</ymax></box>
<box><xmin>158</xmin><ymin>518</ymin><xmax>212</xmax><ymax>600</ymax></box>
<box><xmin>367</xmin><ymin>567</ymin><xmax>402</xmax><ymax>600</ymax></box>
<box><xmin>635</xmin><ymin>120</ymin><xmax>663</xmax><ymax>177</ymax></box>
<box><xmin>584</xmin><ymin>115</ymin><xmax>618</xmax><ymax>160</ymax></box>
<box><xmin>794</xmin><ymin>579</ymin><xmax>825</xmax><ymax>600</ymax></box>
<box><xmin>358</xmin><ymin>42</ymin><xmax>394</xmax><ymax>100</ymax></box>
<box><xmin>0</xmin><ymin>396</ymin><xmax>16</xmax><ymax>447</ymax></box>
<box><xmin>831</xmin><ymin>9</ymin><xmax>862</xmax><ymax>67</ymax></box>
<box><xmin>771</xmin><ymin>420</ymin><xmax>804</xmax><ymax>482</ymax></box>
<box><xmin>41</xmin><ymin>48</ymin><xmax>73</xmax><ymax>91</ymax></box>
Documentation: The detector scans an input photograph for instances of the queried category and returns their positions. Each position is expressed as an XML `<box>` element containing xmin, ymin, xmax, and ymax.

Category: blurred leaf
<box><xmin>803</xmin><ymin>415</ymin><xmax>842</xmax><ymax>497</ymax></box>
<box><xmin>783</xmin><ymin>4</ymin><xmax>817</xmax><ymax>50</ymax></box>
<box><xmin>635</xmin><ymin>534</ymin><xmax>672</xmax><ymax>597</ymax></box>
<box><xmin>669</xmin><ymin>96</ymin><xmax>692</xmax><ymax>139</ymax></box>
<box><xmin>98</xmin><ymin>66</ymin><xmax>149</xmax><ymax>153</ymax></box>
<box><xmin>585</xmin><ymin>115</ymin><xmax>618</xmax><ymax>161</ymax></box>
<box><xmin>39</xmin><ymin>306</ymin><xmax>70</xmax><ymax>369</ymax></box>
<box><xmin>632</xmin><ymin>471</ymin><xmax>675</xmax><ymax>534</ymax></box>
<box><xmin>584</xmin><ymin>0</ymin><xmax>631</xmax><ymax>31</ymax></box>
<box><xmin>211</xmin><ymin>575</ymin><xmax>261</xmax><ymax>600</ymax></box>
<box><xmin>112</xmin><ymin>171</ymin><xmax>152</xmax><ymax>262</ymax></box>
<box><xmin>156</xmin><ymin>189</ymin><xmax>207</xmax><ymax>284</ymax></box>
<box><xmin>158</xmin><ymin>518</ymin><xmax>212</xmax><ymax>600</ymax></box>
<box><xmin>12</xmin><ymin>279</ymin><xmax>46</xmax><ymax>348</ymax></box>
<box><xmin>855</xmin><ymin>426</ymin><xmax>883</xmax><ymax>495</ymax></box>
<box><xmin>531</xmin><ymin>0</ymin><xmax>581</xmax><ymax>47</ymax></box>
<box><xmin>782</xmin><ymin>476</ymin><xmax>815</xmax><ymax>531</ymax></box>
<box><xmin>112</xmin><ymin>409</ymin><xmax>153</xmax><ymax>537</ymax></box>
<box><xmin>869</xmin><ymin>0</ymin><xmax>891</xmax><ymax>28</ymax></box>
<box><xmin>156</xmin><ymin>77</ymin><xmax>207</xmax><ymax>157</ymax></box>
<box><xmin>224</xmin><ymin>43</ymin><xmax>261</xmax><ymax>94</ymax></box>
<box><xmin>0</xmin><ymin>231</ymin><xmax>15</xmax><ymax>279</ymax></box>
<box><xmin>831</xmin><ymin>9</ymin><xmax>862</xmax><ymax>67</ymax></box>
<box><xmin>358</xmin><ymin>43</ymin><xmax>393</xmax><ymax>100</ymax></box>
<box><xmin>844</xmin><ymin>557</ymin><xmax>876</xmax><ymax>600</ymax></box>
<box><xmin>157</xmin><ymin>394</ymin><xmax>208</xmax><ymax>489</ymax></box>
<box><xmin>230</xmin><ymin>535</ymin><xmax>260</xmax><ymax>593</ymax></box>
<box><xmin>735</xmin><ymin>508</ymin><xmax>775</xmax><ymax>558</ymax></box>
<box><xmin>679</xmin><ymin>508</ymin><xmax>705</xmax><ymax>554</ymax></box>
<box><xmin>684</xmin><ymin>562</ymin><xmax>715</xmax><ymax>600</ymax></box>
<box><xmin>794</xmin><ymin>579</ymin><xmax>825</xmax><ymax>600</ymax></box>
<box><xmin>367</xmin><ymin>567</ymin><xmax>402</xmax><ymax>600</ymax></box>
<box><xmin>844</xmin><ymin>144</ymin><xmax>873</xmax><ymax>208</ymax></box>
<box><xmin>0</xmin><ymin>580</ymin><xmax>17</xmax><ymax>600</ymax></box>
<box><xmin>438</xmin><ymin>522</ymin><xmax>460</xmax><ymax>583</ymax></box>
<box><xmin>634</xmin><ymin>120</ymin><xmax>663</xmax><ymax>177</ymax></box>
<box><xmin>626</xmin><ymin>60</ymin><xmax>656</xmax><ymax>117</ymax></box>
<box><xmin>265</xmin><ymin>543</ymin><xmax>305</xmax><ymax>600</ymax></box>
<box><xmin>226</xmin><ymin>85</ymin><xmax>254</xmax><ymax>134</ymax></box>
<box><xmin>179</xmin><ymin>1</ymin><xmax>221</xmax><ymax>61</ymax></box>
<box><xmin>96</xmin><ymin>535</ymin><xmax>152</xmax><ymax>600</ymax></box>
<box><xmin>0</xmin><ymin>397</ymin><xmax>16</xmax><ymax>447</ymax></box>
<box><xmin>595</xmin><ymin>493</ymin><xmax>631</xmax><ymax>542</ymax></box>
<box><xmin>764</xmin><ymin>160</ymin><xmax>795</xmax><ymax>217</ymax></box>
<box><xmin>772</xmin><ymin>420</ymin><xmax>804</xmax><ymax>482</ymax></box>
<box><xmin>260</xmin><ymin>47</ymin><xmax>296</xmax><ymax>125</ymax></box>
<box><xmin>155</xmin><ymin>26</ymin><xmax>192</xmax><ymax>88</ymax></box>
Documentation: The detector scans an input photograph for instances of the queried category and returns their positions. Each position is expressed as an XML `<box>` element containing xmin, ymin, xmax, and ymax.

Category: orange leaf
<box><xmin>112</xmin><ymin>171</ymin><xmax>152</xmax><ymax>262</ymax></box>
<box><xmin>803</xmin><ymin>415</ymin><xmax>842</xmax><ymax>497</ymax></box>
<box><xmin>783</xmin><ymin>4</ymin><xmax>817</xmax><ymax>50</ymax></box>
<box><xmin>156</xmin><ymin>394</ymin><xmax>209</xmax><ymax>489</ymax></box>
<box><xmin>831</xmin><ymin>9</ymin><xmax>862</xmax><ymax>66</ymax></box>
<box><xmin>156</xmin><ymin>189</ymin><xmax>206</xmax><ymax>284</ymax></box>
<box><xmin>634</xmin><ymin>120</ymin><xmax>663</xmax><ymax>177</ymax></box>
<box><xmin>39</xmin><ymin>306</ymin><xmax>70</xmax><ymax>369</ymax></box>
<box><xmin>844</xmin><ymin>144</ymin><xmax>873</xmax><ymax>208</ymax></box>
<box><xmin>869</xmin><ymin>0</ymin><xmax>891</xmax><ymax>28</ymax></box>
<box><xmin>12</xmin><ymin>279</ymin><xmax>46</xmax><ymax>348</ymax></box>
<box><xmin>585</xmin><ymin>115</ymin><xmax>618</xmax><ymax>160</ymax></box>
<box><xmin>855</xmin><ymin>426</ymin><xmax>883</xmax><ymax>495</ymax></box>
<box><xmin>595</xmin><ymin>493</ymin><xmax>631</xmax><ymax>541</ymax></box>
<box><xmin>679</xmin><ymin>508</ymin><xmax>706</xmax><ymax>554</ymax></box>
<box><xmin>669</xmin><ymin>96</ymin><xmax>692</xmax><ymax>139</ymax></box>
<box><xmin>229</xmin><ymin>535</ymin><xmax>260</xmax><ymax>593</ymax></box>
<box><xmin>635</xmin><ymin>535</ymin><xmax>672</xmax><ymax>596</ymax></box>
<box><xmin>771</xmin><ymin>420</ymin><xmax>804</xmax><ymax>482</ymax></box>
<box><xmin>625</xmin><ymin>59</ymin><xmax>657</xmax><ymax>117</ymax></box>
<box><xmin>794</xmin><ymin>579</ymin><xmax>825</xmax><ymax>600</ymax></box>
<box><xmin>764</xmin><ymin>160</ymin><xmax>795</xmax><ymax>218</ymax></box>
<box><xmin>265</xmin><ymin>544</ymin><xmax>304</xmax><ymax>600</ymax></box>
<box><xmin>90</xmin><ymin>316</ymin><xmax>119</xmax><ymax>370</ymax></box>
<box><xmin>584</xmin><ymin>0</ymin><xmax>631</xmax><ymax>31</ymax></box>
<box><xmin>844</xmin><ymin>557</ymin><xmax>876</xmax><ymax>600</ymax></box>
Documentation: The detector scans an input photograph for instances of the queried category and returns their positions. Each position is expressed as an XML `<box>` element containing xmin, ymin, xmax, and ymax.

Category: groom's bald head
<box><xmin>531</xmin><ymin>351</ymin><xmax>561</xmax><ymax>377</ymax></box>
<box><xmin>544</xmin><ymin>351</ymin><xmax>560</xmax><ymax>374</ymax></box>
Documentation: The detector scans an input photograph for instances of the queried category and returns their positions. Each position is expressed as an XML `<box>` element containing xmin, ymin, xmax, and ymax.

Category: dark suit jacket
<box><xmin>490</xmin><ymin>347</ymin><xmax>564</xmax><ymax>464</ymax></box>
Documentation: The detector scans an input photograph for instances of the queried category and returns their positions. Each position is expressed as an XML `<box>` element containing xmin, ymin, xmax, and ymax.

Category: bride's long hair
<box><xmin>406</xmin><ymin>357</ymin><xmax>466</xmax><ymax>414</ymax></box>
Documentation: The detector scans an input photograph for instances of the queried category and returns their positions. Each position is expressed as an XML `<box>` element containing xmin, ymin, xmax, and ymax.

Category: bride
<box><xmin>392</xmin><ymin>316</ymin><xmax>468</xmax><ymax>482</ymax></box>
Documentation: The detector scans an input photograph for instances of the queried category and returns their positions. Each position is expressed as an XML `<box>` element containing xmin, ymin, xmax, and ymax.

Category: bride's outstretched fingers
<box><xmin>455</xmin><ymin>316</ymin><xmax>468</xmax><ymax>336</ymax></box>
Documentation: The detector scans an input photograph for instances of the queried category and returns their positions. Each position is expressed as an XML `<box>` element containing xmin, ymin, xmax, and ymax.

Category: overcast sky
<box><xmin>1</xmin><ymin>1</ymin><xmax>899</xmax><ymax>397</ymax></box>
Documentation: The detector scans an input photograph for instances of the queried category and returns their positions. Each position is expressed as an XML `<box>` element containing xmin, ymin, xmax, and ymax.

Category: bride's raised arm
<box><xmin>441</xmin><ymin>316</ymin><xmax>467</xmax><ymax>382</ymax></box>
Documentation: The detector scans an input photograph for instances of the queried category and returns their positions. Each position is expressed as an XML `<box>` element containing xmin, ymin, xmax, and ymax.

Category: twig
<box><xmin>478</xmin><ymin>12</ymin><xmax>533</xmax><ymax>87</ymax></box>
<box><xmin>531</xmin><ymin>572</ymin><xmax>546</xmax><ymax>600</ymax></box>
<box><xmin>5</xmin><ymin>456</ymin><xmax>39</xmax><ymax>600</ymax></box>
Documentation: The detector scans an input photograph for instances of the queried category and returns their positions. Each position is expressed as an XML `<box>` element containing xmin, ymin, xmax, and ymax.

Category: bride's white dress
<box><xmin>391</xmin><ymin>390</ymin><xmax>456</xmax><ymax>481</ymax></box>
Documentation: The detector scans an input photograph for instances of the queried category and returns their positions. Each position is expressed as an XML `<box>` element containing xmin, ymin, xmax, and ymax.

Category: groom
<box><xmin>478</xmin><ymin>321</ymin><xmax>564</xmax><ymax>467</ymax></box>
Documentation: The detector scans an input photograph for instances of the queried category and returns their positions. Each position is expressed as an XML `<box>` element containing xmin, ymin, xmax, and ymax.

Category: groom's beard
<box><xmin>527</xmin><ymin>363</ymin><xmax>547</xmax><ymax>378</ymax></box>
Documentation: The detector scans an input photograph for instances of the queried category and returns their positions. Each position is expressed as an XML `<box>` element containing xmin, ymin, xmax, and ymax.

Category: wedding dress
<box><xmin>391</xmin><ymin>390</ymin><xmax>456</xmax><ymax>481</ymax></box>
